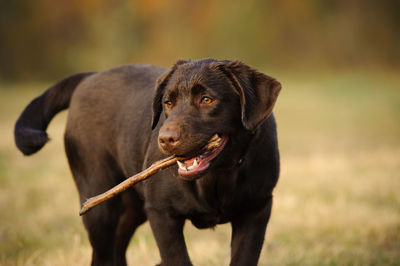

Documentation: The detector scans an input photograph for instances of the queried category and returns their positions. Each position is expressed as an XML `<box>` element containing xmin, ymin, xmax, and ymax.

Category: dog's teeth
<box><xmin>178</xmin><ymin>159</ymin><xmax>198</xmax><ymax>172</ymax></box>
<box><xmin>177</xmin><ymin>161</ymin><xmax>186</xmax><ymax>170</ymax></box>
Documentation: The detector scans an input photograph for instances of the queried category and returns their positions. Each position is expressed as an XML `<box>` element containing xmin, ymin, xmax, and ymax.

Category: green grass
<box><xmin>0</xmin><ymin>69</ymin><xmax>399</xmax><ymax>265</ymax></box>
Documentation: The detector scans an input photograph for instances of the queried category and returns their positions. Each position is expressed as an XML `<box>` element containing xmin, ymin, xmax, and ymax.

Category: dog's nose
<box><xmin>158</xmin><ymin>130</ymin><xmax>181</xmax><ymax>152</ymax></box>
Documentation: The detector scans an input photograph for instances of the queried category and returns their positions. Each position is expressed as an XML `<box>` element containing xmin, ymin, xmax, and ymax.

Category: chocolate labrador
<box><xmin>14</xmin><ymin>58</ymin><xmax>281</xmax><ymax>266</ymax></box>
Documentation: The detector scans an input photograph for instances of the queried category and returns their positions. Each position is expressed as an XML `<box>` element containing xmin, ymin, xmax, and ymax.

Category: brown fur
<box><xmin>14</xmin><ymin>59</ymin><xmax>281</xmax><ymax>266</ymax></box>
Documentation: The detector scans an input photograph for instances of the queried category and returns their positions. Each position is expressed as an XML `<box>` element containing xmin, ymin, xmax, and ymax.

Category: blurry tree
<box><xmin>0</xmin><ymin>0</ymin><xmax>399</xmax><ymax>81</ymax></box>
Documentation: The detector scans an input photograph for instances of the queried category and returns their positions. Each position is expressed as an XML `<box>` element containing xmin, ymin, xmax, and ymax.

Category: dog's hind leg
<box><xmin>65</xmin><ymin>135</ymin><xmax>146</xmax><ymax>266</ymax></box>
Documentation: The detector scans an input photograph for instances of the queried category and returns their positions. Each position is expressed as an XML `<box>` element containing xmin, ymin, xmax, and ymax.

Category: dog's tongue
<box><xmin>177</xmin><ymin>134</ymin><xmax>228</xmax><ymax>179</ymax></box>
<box><xmin>180</xmin><ymin>157</ymin><xmax>197</xmax><ymax>167</ymax></box>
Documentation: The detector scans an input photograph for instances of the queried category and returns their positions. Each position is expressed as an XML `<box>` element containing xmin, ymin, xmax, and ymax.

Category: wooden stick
<box><xmin>79</xmin><ymin>134</ymin><xmax>222</xmax><ymax>216</ymax></box>
<box><xmin>79</xmin><ymin>155</ymin><xmax>180</xmax><ymax>215</ymax></box>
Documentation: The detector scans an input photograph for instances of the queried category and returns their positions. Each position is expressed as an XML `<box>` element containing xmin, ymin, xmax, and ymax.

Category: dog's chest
<box><xmin>184</xmin><ymin>172</ymin><xmax>242</xmax><ymax>228</ymax></box>
<box><xmin>188</xmin><ymin>211</ymin><xmax>230</xmax><ymax>229</ymax></box>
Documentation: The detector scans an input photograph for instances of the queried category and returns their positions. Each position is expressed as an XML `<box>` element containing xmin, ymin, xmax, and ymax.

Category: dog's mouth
<box><xmin>176</xmin><ymin>134</ymin><xmax>228</xmax><ymax>179</ymax></box>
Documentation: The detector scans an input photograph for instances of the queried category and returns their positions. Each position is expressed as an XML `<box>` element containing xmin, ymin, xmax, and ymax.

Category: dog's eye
<box><xmin>164</xmin><ymin>101</ymin><xmax>173</xmax><ymax>108</ymax></box>
<box><xmin>200</xmin><ymin>96</ymin><xmax>213</xmax><ymax>105</ymax></box>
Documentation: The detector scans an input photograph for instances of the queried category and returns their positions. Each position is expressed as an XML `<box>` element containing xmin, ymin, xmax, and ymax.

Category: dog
<box><xmin>14</xmin><ymin>58</ymin><xmax>281</xmax><ymax>266</ymax></box>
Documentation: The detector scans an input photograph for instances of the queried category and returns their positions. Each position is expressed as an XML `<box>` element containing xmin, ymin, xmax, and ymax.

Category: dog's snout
<box><xmin>158</xmin><ymin>129</ymin><xmax>181</xmax><ymax>153</ymax></box>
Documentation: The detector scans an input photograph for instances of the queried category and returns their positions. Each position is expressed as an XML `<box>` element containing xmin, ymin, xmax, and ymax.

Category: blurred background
<box><xmin>1</xmin><ymin>0</ymin><xmax>400</xmax><ymax>80</ymax></box>
<box><xmin>0</xmin><ymin>0</ymin><xmax>399</xmax><ymax>265</ymax></box>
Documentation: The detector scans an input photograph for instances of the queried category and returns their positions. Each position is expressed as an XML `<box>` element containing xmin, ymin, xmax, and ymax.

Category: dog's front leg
<box><xmin>229</xmin><ymin>199</ymin><xmax>272</xmax><ymax>266</ymax></box>
<box><xmin>147</xmin><ymin>209</ymin><xmax>192</xmax><ymax>266</ymax></box>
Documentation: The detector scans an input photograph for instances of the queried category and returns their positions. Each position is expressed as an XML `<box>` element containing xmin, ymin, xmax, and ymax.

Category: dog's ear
<box><xmin>151</xmin><ymin>59</ymin><xmax>188</xmax><ymax>130</ymax></box>
<box><xmin>213</xmin><ymin>61</ymin><xmax>281</xmax><ymax>132</ymax></box>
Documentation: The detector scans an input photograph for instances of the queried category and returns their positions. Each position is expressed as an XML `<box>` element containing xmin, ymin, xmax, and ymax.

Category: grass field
<box><xmin>0</xmin><ymin>69</ymin><xmax>399</xmax><ymax>265</ymax></box>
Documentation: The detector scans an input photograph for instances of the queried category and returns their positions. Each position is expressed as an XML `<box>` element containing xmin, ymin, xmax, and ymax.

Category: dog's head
<box><xmin>152</xmin><ymin>59</ymin><xmax>281</xmax><ymax>180</ymax></box>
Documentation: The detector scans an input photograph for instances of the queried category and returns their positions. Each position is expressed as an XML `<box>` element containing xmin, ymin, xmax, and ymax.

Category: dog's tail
<box><xmin>14</xmin><ymin>72</ymin><xmax>95</xmax><ymax>155</ymax></box>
